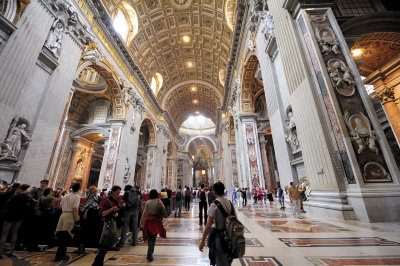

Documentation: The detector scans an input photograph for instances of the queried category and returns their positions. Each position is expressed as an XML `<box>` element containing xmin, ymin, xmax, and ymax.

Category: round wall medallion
<box><xmin>170</xmin><ymin>0</ymin><xmax>192</xmax><ymax>9</ymax></box>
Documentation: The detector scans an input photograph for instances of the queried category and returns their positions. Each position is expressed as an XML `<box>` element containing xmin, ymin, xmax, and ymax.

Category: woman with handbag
<box><xmin>139</xmin><ymin>189</ymin><xmax>166</xmax><ymax>262</ymax></box>
<box><xmin>92</xmin><ymin>186</ymin><xmax>121</xmax><ymax>266</ymax></box>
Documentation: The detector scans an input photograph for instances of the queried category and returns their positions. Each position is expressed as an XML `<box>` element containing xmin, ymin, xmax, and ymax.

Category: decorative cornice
<box><xmin>221</xmin><ymin>0</ymin><xmax>249</xmax><ymax>112</ymax></box>
<box><xmin>85</xmin><ymin>0</ymin><xmax>178</xmax><ymax>137</ymax></box>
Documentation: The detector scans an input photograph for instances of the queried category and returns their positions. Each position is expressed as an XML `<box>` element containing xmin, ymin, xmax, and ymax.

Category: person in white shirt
<box><xmin>54</xmin><ymin>183</ymin><xmax>81</xmax><ymax>262</ymax></box>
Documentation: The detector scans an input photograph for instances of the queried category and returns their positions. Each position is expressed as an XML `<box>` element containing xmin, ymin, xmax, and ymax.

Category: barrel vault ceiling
<box><xmin>102</xmin><ymin>0</ymin><xmax>237</xmax><ymax>128</ymax></box>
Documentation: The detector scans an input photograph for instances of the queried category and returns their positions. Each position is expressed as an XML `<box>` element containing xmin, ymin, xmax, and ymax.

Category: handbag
<box><xmin>155</xmin><ymin>199</ymin><xmax>165</xmax><ymax>219</ymax></box>
<box><xmin>99</xmin><ymin>220</ymin><xmax>118</xmax><ymax>246</ymax></box>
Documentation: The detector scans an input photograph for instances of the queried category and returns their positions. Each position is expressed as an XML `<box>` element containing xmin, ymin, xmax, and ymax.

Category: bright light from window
<box><xmin>182</xmin><ymin>35</ymin><xmax>191</xmax><ymax>42</ymax></box>
<box><xmin>351</xmin><ymin>49</ymin><xmax>362</xmax><ymax>57</ymax></box>
<box><xmin>181</xmin><ymin>115</ymin><xmax>215</xmax><ymax>130</ymax></box>
<box><xmin>361</xmin><ymin>76</ymin><xmax>375</xmax><ymax>95</ymax></box>
<box><xmin>150</xmin><ymin>73</ymin><xmax>163</xmax><ymax>95</ymax></box>
<box><xmin>114</xmin><ymin>10</ymin><xmax>129</xmax><ymax>41</ymax></box>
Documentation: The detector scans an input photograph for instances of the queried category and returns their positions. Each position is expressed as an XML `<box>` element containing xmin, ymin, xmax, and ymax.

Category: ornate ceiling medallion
<box><xmin>170</xmin><ymin>0</ymin><xmax>192</xmax><ymax>9</ymax></box>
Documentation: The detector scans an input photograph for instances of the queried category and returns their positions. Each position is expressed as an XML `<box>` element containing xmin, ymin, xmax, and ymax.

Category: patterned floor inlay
<box><xmin>279</xmin><ymin>237</ymin><xmax>400</xmax><ymax>247</ymax></box>
<box><xmin>256</xmin><ymin>220</ymin><xmax>352</xmax><ymax>233</ymax></box>
<box><xmin>306</xmin><ymin>256</ymin><xmax>400</xmax><ymax>265</ymax></box>
<box><xmin>0</xmin><ymin>249</ymin><xmax>87</xmax><ymax>265</ymax></box>
<box><xmin>105</xmin><ymin>254</ymin><xmax>209</xmax><ymax>265</ymax></box>
<box><xmin>136</xmin><ymin>237</ymin><xmax>263</xmax><ymax>247</ymax></box>
<box><xmin>239</xmin><ymin>256</ymin><xmax>283</xmax><ymax>266</ymax></box>
<box><xmin>243</xmin><ymin>211</ymin><xmax>288</xmax><ymax>219</ymax></box>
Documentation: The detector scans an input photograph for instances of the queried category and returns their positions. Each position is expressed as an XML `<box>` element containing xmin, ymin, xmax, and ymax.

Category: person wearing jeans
<box><xmin>0</xmin><ymin>184</ymin><xmax>32</xmax><ymax>258</ymax></box>
<box><xmin>288</xmin><ymin>182</ymin><xmax>302</xmax><ymax>219</ymax></box>
<box><xmin>174</xmin><ymin>186</ymin><xmax>183</xmax><ymax>218</ymax></box>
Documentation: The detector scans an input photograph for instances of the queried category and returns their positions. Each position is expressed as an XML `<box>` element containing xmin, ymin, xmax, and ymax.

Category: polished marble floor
<box><xmin>2</xmin><ymin>200</ymin><xmax>400</xmax><ymax>265</ymax></box>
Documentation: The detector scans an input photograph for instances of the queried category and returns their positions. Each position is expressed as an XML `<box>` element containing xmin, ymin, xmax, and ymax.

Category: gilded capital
<box><xmin>374</xmin><ymin>86</ymin><xmax>395</xmax><ymax>105</ymax></box>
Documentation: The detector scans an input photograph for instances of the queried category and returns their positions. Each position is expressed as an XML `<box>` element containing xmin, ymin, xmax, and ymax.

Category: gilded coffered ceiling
<box><xmin>102</xmin><ymin>0</ymin><xmax>236</xmax><ymax>128</ymax></box>
<box><xmin>351</xmin><ymin>32</ymin><xmax>400</xmax><ymax>77</ymax></box>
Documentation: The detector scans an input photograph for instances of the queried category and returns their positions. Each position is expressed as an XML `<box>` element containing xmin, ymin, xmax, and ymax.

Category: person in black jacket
<box><xmin>0</xmin><ymin>184</ymin><xmax>33</xmax><ymax>258</ymax></box>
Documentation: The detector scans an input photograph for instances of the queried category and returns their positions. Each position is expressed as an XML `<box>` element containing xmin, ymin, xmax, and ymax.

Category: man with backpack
<box><xmin>199</xmin><ymin>182</ymin><xmax>245</xmax><ymax>265</ymax></box>
<box><xmin>118</xmin><ymin>185</ymin><xmax>140</xmax><ymax>247</ymax></box>
<box><xmin>198</xmin><ymin>184</ymin><xmax>208</xmax><ymax>226</ymax></box>
<box><xmin>174</xmin><ymin>186</ymin><xmax>183</xmax><ymax>218</ymax></box>
<box><xmin>184</xmin><ymin>186</ymin><xmax>191</xmax><ymax>211</ymax></box>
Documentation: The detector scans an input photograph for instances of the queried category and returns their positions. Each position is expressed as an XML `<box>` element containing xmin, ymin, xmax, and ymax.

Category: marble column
<box><xmin>259</xmin><ymin>136</ymin><xmax>272</xmax><ymax>190</ymax></box>
<box><xmin>81</xmin><ymin>148</ymin><xmax>95</xmax><ymax>190</ymax></box>
<box><xmin>375</xmin><ymin>86</ymin><xmax>400</xmax><ymax>147</ymax></box>
<box><xmin>98</xmin><ymin>119</ymin><xmax>125</xmax><ymax>190</ymax></box>
<box><xmin>239</xmin><ymin>114</ymin><xmax>265</xmax><ymax>190</ymax></box>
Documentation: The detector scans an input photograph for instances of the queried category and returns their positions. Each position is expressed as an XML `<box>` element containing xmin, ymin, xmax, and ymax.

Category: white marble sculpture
<box><xmin>328</xmin><ymin>60</ymin><xmax>356</xmax><ymax>96</ymax></box>
<box><xmin>344</xmin><ymin>110</ymin><xmax>379</xmax><ymax>155</ymax></box>
<box><xmin>82</xmin><ymin>43</ymin><xmax>104</xmax><ymax>64</ymax></box>
<box><xmin>124</xmin><ymin>157</ymin><xmax>131</xmax><ymax>181</ymax></box>
<box><xmin>74</xmin><ymin>161</ymin><xmax>84</xmax><ymax>177</ymax></box>
<box><xmin>285</xmin><ymin>109</ymin><xmax>300</xmax><ymax>153</ymax></box>
<box><xmin>44</xmin><ymin>19</ymin><xmax>64</xmax><ymax>58</ymax></box>
<box><xmin>260</xmin><ymin>12</ymin><xmax>274</xmax><ymax>41</ymax></box>
<box><xmin>318</xmin><ymin>30</ymin><xmax>340</xmax><ymax>55</ymax></box>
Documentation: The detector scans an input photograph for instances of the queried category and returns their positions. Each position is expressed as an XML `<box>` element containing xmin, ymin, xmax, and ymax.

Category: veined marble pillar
<box><xmin>220</xmin><ymin>118</ymin><xmax>233</xmax><ymax>190</ymax></box>
<box><xmin>259</xmin><ymin>136</ymin><xmax>272</xmax><ymax>190</ymax></box>
<box><xmin>98</xmin><ymin>119</ymin><xmax>125</xmax><ymax>190</ymax></box>
<box><xmin>239</xmin><ymin>114</ymin><xmax>265</xmax><ymax>190</ymax></box>
<box><xmin>280</xmin><ymin>4</ymin><xmax>400</xmax><ymax>221</ymax></box>
<box><xmin>144</xmin><ymin>145</ymin><xmax>156</xmax><ymax>192</ymax></box>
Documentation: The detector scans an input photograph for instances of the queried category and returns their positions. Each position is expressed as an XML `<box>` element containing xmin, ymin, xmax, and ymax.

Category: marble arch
<box><xmin>140</xmin><ymin>117</ymin><xmax>156</xmax><ymax>146</ymax></box>
<box><xmin>186</xmin><ymin>136</ymin><xmax>217</xmax><ymax>154</ymax></box>
<box><xmin>70</xmin><ymin>126</ymin><xmax>110</xmax><ymax>141</ymax></box>
<box><xmin>76</xmin><ymin>59</ymin><xmax>125</xmax><ymax>119</ymax></box>
<box><xmin>240</xmin><ymin>54</ymin><xmax>260</xmax><ymax>113</ymax></box>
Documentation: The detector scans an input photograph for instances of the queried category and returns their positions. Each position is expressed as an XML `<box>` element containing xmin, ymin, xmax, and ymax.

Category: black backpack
<box><xmin>214</xmin><ymin>200</ymin><xmax>246</xmax><ymax>259</ymax></box>
<box><xmin>176</xmin><ymin>191</ymin><xmax>182</xmax><ymax>201</ymax></box>
<box><xmin>185</xmin><ymin>189</ymin><xmax>191</xmax><ymax>197</ymax></box>
<box><xmin>200</xmin><ymin>190</ymin><xmax>206</xmax><ymax>202</ymax></box>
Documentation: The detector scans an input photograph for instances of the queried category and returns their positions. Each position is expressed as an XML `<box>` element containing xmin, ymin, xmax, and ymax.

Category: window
<box><xmin>112</xmin><ymin>2</ymin><xmax>138</xmax><ymax>46</ymax></box>
<box><xmin>87</xmin><ymin>99</ymin><xmax>110</xmax><ymax>124</ymax></box>
<box><xmin>336</xmin><ymin>0</ymin><xmax>375</xmax><ymax>17</ymax></box>
<box><xmin>150</xmin><ymin>73</ymin><xmax>163</xmax><ymax>95</ymax></box>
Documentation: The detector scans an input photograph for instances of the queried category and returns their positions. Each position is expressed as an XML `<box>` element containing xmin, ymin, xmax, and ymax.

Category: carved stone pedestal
<box><xmin>0</xmin><ymin>159</ymin><xmax>22</xmax><ymax>184</ymax></box>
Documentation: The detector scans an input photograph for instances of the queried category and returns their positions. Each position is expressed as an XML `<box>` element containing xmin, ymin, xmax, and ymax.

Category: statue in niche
<box><xmin>284</xmin><ymin>107</ymin><xmax>300</xmax><ymax>153</ymax></box>
<box><xmin>44</xmin><ymin>19</ymin><xmax>64</xmax><ymax>58</ymax></box>
<box><xmin>0</xmin><ymin>118</ymin><xmax>32</xmax><ymax>160</ymax></box>
<box><xmin>82</xmin><ymin>43</ymin><xmax>104</xmax><ymax>64</ymax></box>
<box><xmin>318</xmin><ymin>30</ymin><xmax>340</xmax><ymax>55</ymax></box>
<box><xmin>328</xmin><ymin>59</ymin><xmax>356</xmax><ymax>96</ymax></box>
<box><xmin>298</xmin><ymin>177</ymin><xmax>311</xmax><ymax>199</ymax></box>
<box><xmin>124</xmin><ymin>157</ymin><xmax>131</xmax><ymax>181</ymax></box>
<box><xmin>344</xmin><ymin>110</ymin><xmax>379</xmax><ymax>155</ymax></box>
<box><xmin>248</xmin><ymin>38</ymin><xmax>255</xmax><ymax>52</ymax></box>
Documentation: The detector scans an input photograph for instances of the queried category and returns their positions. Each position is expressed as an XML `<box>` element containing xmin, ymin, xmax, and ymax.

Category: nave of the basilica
<box><xmin>1</xmin><ymin>0</ymin><xmax>400</xmax><ymax>265</ymax></box>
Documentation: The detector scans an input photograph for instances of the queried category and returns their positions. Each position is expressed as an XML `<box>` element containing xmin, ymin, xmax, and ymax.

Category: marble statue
<box><xmin>344</xmin><ymin>110</ymin><xmax>379</xmax><ymax>155</ymax></box>
<box><xmin>318</xmin><ymin>31</ymin><xmax>340</xmax><ymax>55</ymax></box>
<box><xmin>285</xmin><ymin>109</ymin><xmax>300</xmax><ymax>153</ymax></box>
<box><xmin>44</xmin><ymin>19</ymin><xmax>64</xmax><ymax>58</ymax></box>
<box><xmin>248</xmin><ymin>38</ymin><xmax>255</xmax><ymax>52</ymax></box>
<box><xmin>124</xmin><ymin>157</ymin><xmax>131</xmax><ymax>181</ymax></box>
<box><xmin>82</xmin><ymin>43</ymin><xmax>104</xmax><ymax>64</ymax></box>
<box><xmin>328</xmin><ymin>60</ymin><xmax>356</xmax><ymax>96</ymax></box>
<box><xmin>8</xmin><ymin>123</ymin><xmax>31</xmax><ymax>159</ymax></box>
<box><xmin>260</xmin><ymin>12</ymin><xmax>274</xmax><ymax>41</ymax></box>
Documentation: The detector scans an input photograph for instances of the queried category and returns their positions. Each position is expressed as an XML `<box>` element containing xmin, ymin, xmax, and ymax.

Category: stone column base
<box><xmin>302</xmin><ymin>191</ymin><xmax>356</xmax><ymax>220</ymax></box>
<box><xmin>347</xmin><ymin>188</ymin><xmax>400</xmax><ymax>222</ymax></box>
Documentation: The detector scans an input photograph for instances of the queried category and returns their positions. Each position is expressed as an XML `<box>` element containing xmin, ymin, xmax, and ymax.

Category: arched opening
<box><xmin>112</xmin><ymin>1</ymin><xmax>138</xmax><ymax>46</ymax></box>
<box><xmin>187</xmin><ymin>137</ymin><xmax>216</xmax><ymax>186</ymax></box>
<box><xmin>87</xmin><ymin>159</ymin><xmax>102</xmax><ymax>188</ymax></box>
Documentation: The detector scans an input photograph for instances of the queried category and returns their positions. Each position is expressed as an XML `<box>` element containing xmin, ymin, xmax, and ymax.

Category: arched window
<box><xmin>112</xmin><ymin>2</ymin><xmax>138</xmax><ymax>46</ymax></box>
<box><xmin>150</xmin><ymin>73</ymin><xmax>163</xmax><ymax>95</ymax></box>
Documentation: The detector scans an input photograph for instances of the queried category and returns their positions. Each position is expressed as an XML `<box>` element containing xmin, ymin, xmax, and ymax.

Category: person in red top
<box><xmin>140</xmin><ymin>189</ymin><xmax>166</xmax><ymax>262</ymax></box>
<box><xmin>257</xmin><ymin>188</ymin><xmax>263</xmax><ymax>204</ymax></box>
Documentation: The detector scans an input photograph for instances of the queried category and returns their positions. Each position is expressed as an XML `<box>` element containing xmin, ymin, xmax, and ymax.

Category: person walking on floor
<box><xmin>118</xmin><ymin>185</ymin><xmax>140</xmax><ymax>247</ymax></box>
<box><xmin>54</xmin><ymin>183</ymin><xmax>81</xmax><ymax>262</ymax></box>
<box><xmin>288</xmin><ymin>182</ymin><xmax>302</xmax><ymax>219</ymax></box>
<box><xmin>199</xmin><ymin>182</ymin><xmax>235</xmax><ymax>266</ymax></box>
<box><xmin>267</xmin><ymin>189</ymin><xmax>274</xmax><ymax>208</ymax></box>
<box><xmin>0</xmin><ymin>184</ymin><xmax>33</xmax><ymax>258</ymax></box>
<box><xmin>241</xmin><ymin>188</ymin><xmax>247</xmax><ymax>207</ymax></box>
<box><xmin>198</xmin><ymin>184</ymin><xmax>208</xmax><ymax>226</ymax></box>
<box><xmin>140</xmin><ymin>189</ymin><xmax>166</xmax><ymax>262</ymax></box>
<box><xmin>184</xmin><ymin>186</ymin><xmax>191</xmax><ymax>211</ymax></box>
<box><xmin>277</xmin><ymin>185</ymin><xmax>285</xmax><ymax>210</ymax></box>
<box><xmin>207</xmin><ymin>185</ymin><xmax>215</xmax><ymax>207</ymax></box>
<box><xmin>92</xmin><ymin>185</ymin><xmax>122</xmax><ymax>266</ymax></box>
<box><xmin>174</xmin><ymin>186</ymin><xmax>183</xmax><ymax>218</ymax></box>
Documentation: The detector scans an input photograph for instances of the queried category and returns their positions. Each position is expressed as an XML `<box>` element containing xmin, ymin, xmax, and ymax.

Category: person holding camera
<box><xmin>54</xmin><ymin>183</ymin><xmax>81</xmax><ymax>262</ymax></box>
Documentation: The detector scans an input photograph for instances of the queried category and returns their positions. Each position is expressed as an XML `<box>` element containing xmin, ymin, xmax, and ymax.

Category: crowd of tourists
<box><xmin>0</xmin><ymin>179</ymin><xmax>303</xmax><ymax>265</ymax></box>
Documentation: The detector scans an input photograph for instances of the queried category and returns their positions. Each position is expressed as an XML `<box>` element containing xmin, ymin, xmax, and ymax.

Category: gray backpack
<box><xmin>214</xmin><ymin>200</ymin><xmax>245</xmax><ymax>258</ymax></box>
